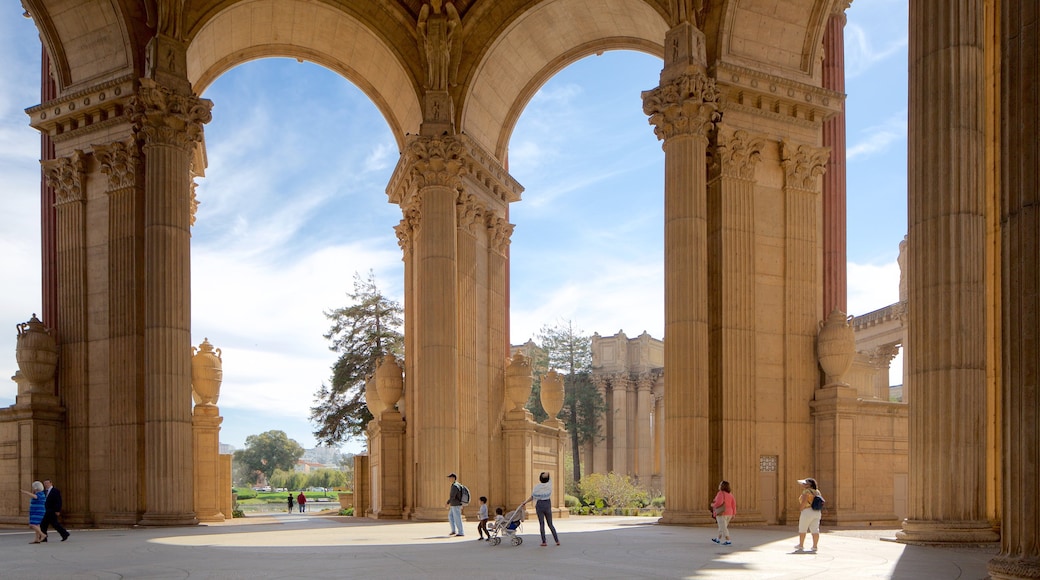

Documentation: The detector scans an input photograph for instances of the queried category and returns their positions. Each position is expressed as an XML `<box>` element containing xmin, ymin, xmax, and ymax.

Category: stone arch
<box><xmin>185</xmin><ymin>0</ymin><xmax>422</xmax><ymax>149</ymax></box>
<box><xmin>26</xmin><ymin>1</ymin><xmax>135</xmax><ymax>91</ymax></box>
<box><xmin>458</xmin><ymin>0</ymin><xmax>669</xmax><ymax>161</ymax></box>
<box><xmin>715</xmin><ymin>0</ymin><xmax>832</xmax><ymax>79</ymax></box>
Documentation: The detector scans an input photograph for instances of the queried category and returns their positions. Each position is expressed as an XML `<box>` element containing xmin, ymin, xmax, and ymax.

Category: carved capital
<box><xmin>487</xmin><ymin>214</ymin><xmax>514</xmax><ymax>256</ymax></box>
<box><xmin>869</xmin><ymin>344</ymin><xmax>900</xmax><ymax>368</ymax></box>
<box><xmin>404</xmin><ymin>135</ymin><xmax>467</xmax><ymax>191</ymax></box>
<box><xmin>642</xmin><ymin>71</ymin><xmax>721</xmax><ymax>141</ymax></box>
<box><xmin>43</xmin><ymin>150</ymin><xmax>86</xmax><ymax>205</ymax></box>
<box><xmin>780</xmin><ymin>140</ymin><xmax>829</xmax><ymax>191</ymax></box>
<box><xmin>711</xmin><ymin>129</ymin><xmax>765</xmax><ymax>181</ymax></box>
<box><xmin>129</xmin><ymin>79</ymin><xmax>212</xmax><ymax>151</ymax></box>
<box><xmin>395</xmin><ymin>204</ymin><xmax>422</xmax><ymax>255</ymax></box>
<box><xmin>457</xmin><ymin>192</ymin><xmax>486</xmax><ymax>236</ymax></box>
<box><xmin>94</xmin><ymin>140</ymin><xmax>139</xmax><ymax>192</ymax></box>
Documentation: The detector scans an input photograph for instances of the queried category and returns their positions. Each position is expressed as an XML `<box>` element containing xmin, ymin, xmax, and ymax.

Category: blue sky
<box><xmin>0</xmin><ymin>2</ymin><xmax>908</xmax><ymax>455</ymax></box>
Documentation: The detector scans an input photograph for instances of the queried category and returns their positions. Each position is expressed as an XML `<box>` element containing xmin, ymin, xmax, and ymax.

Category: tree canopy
<box><xmin>310</xmin><ymin>271</ymin><xmax>404</xmax><ymax>446</ymax></box>
<box><xmin>233</xmin><ymin>430</ymin><xmax>305</xmax><ymax>485</ymax></box>
<box><xmin>524</xmin><ymin>320</ymin><xmax>606</xmax><ymax>483</ymax></box>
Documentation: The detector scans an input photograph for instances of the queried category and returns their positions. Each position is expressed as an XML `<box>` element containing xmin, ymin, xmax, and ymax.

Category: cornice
<box><xmin>26</xmin><ymin>76</ymin><xmax>136</xmax><ymax>143</ymax></box>
<box><xmin>711</xmin><ymin>62</ymin><xmax>843</xmax><ymax>129</ymax></box>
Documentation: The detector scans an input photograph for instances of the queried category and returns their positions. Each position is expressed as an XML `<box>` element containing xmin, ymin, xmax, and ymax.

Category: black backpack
<box><xmin>458</xmin><ymin>483</ymin><xmax>470</xmax><ymax>506</ymax></box>
<box><xmin>811</xmin><ymin>494</ymin><xmax>825</xmax><ymax>511</ymax></box>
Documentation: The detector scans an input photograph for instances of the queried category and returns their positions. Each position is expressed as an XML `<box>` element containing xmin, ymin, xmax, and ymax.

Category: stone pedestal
<box><xmin>369</xmin><ymin>411</ymin><xmax>406</xmax><ymax>519</ymax></box>
<box><xmin>192</xmin><ymin>406</ymin><xmax>224</xmax><ymax>522</ymax></box>
<box><xmin>353</xmin><ymin>454</ymin><xmax>371</xmax><ymax>518</ymax></box>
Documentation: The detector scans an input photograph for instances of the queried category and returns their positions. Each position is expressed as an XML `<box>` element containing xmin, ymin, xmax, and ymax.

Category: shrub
<box><xmin>563</xmin><ymin>494</ymin><xmax>580</xmax><ymax>508</ymax></box>
<box><xmin>577</xmin><ymin>472</ymin><xmax>645</xmax><ymax>509</ymax></box>
<box><xmin>231</xmin><ymin>509</ymin><xmax>245</xmax><ymax>518</ymax></box>
<box><xmin>651</xmin><ymin>496</ymin><xmax>665</xmax><ymax>508</ymax></box>
<box><xmin>339</xmin><ymin>508</ymin><xmax>354</xmax><ymax>516</ymax></box>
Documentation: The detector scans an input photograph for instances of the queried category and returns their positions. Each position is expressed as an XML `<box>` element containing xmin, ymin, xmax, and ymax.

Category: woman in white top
<box><xmin>521</xmin><ymin>471</ymin><xmax>559</xmax><ymax>546</ymax></box>
<box><xmin>795</xmin><ymin>477</ymin><xmax>823</xmax><ymax>552</ymax></box>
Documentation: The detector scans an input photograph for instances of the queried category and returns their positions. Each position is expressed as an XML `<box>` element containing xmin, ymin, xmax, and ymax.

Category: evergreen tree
<box><xmin>233</xmin><ymin>430</ymin><xmax>305</xmax><ymax>485</ymax></box>
<box><xmin>310</xmin><ymin>271</ymin><xmax>404</xmax><ymax>446</ymax></box>
<box><xmin>524</xmin><ymin>320</ymin><xmax>606</xmax><ymax>483</ymax></box>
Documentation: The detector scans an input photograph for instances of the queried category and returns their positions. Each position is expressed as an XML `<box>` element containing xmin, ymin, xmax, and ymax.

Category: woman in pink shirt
<box><xmin>710</xmin><ymin>480</ymin><xmax>737</xmax><ymax>545</ymax></box>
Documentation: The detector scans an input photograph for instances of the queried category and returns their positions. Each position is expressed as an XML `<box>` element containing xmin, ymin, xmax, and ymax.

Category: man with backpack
<box><xmin>446</xmin><ymin>473</ymin><xmax>467</xmax><ymax>537</ymax></box>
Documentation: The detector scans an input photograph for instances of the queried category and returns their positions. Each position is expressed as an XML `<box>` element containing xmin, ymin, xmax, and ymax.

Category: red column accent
<box><xmin>40</xmin><ymin>46</ymin><xmax>58</xmax><ymax>330</ymax></box>
<box><xmin>822</xmin><ymin>12</ymin><xmax>848</xmax><ymax>314</ymax></box>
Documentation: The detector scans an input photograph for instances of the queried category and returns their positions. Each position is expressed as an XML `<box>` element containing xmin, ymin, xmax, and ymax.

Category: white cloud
<box><xmin>844</xmin><ymin>22</ymin><xmax>909</xmax><ymax>79</ymax></box>
<box><xmin>847</xmin><ymin>110</ymin><xmax>906</xmax><ymax>161</ymax></box>
<box><xmin>847</xmin><ymin>260</ymin><xmax>901</xmax><ymax>317</ymax></box>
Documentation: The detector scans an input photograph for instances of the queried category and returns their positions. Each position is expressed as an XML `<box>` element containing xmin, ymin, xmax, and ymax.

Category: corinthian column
<box><xmin>822</xmin><ymin>1</ymin><xmax>851</xmax><ymax>314</ymax></box>
<box><xmin>897</xmin><ymin>0</ymin><xmax>997</xmax><ymax>544</ymax></box>
<box><xmin>989</xmin><ymin>2</ymin><xmax>1040</xmax><ymax>577</ymax></box>
<box><xmin>708</xmin><ymin>128</ymin><xmax>764</xmax><ymax>521</ymax></box>
<box><xmin>642</xmin><ymin>21</ymin><xmax>719</xmax><ymax>524</ymax></box>
<box><xmin>395</xmin><ymin>135</ymin><xmax>463</xmax><ymax>521</ymax></box>
<box><xmin>130</xmin><ymin>79</ymin><xmax>212</xmax><ymax>526</ymax></box>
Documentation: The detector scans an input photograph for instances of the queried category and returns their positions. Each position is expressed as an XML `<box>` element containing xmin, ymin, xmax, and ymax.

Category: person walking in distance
<box><xmin>521</xmin><ymin>471</ymin><xmax>560</xmax><ymax>547</ymax></box>
<box><xmin>795</xmin><ymin>478</ymin><xmax>824</xmax><ymax>552</ymax></box>
<box><xmin>40</xmin><ymin>479</ymin><xmax>70</xmax><ymax>542</ymax></box>
<box><xmin>446</xmin><ymin>473</ymin><xmax>465</xmax><ymax>537</ymax></box>
<box><xmin>297</xmin><ymin>492</ymin><xmax>307</xmax><ymax>513</ymax></box>
<box><xmin>709</xmin><ymin>480</ymin><xmax>737</xmax><ymax>545</ymax></box>
<box><xmin>287</xmin><ymin>493</ymin><xmax>295</xmax><ymax>513</ymax></box>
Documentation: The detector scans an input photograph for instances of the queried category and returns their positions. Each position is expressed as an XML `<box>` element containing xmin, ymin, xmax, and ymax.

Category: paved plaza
<box><xmin>0</xmin><ymin>511</ymin><xmax>995</xmax><ymax>579</ymax></box>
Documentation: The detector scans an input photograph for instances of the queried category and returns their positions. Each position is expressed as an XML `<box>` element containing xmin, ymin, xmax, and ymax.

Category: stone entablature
<box><xmin>27</xmin><ymin>75</ymin><xmax>136</xmax><ymax>144</ymax></box>
<box><xmin>713</xmin><ymin>62</ymin><xmax>844</xmax><ymax>129</ymax></box>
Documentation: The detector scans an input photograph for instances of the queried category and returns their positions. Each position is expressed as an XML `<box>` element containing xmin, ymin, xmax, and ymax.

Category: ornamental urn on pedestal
<box><xmin>375</xmin><ymin>355</ymin><xmax>403</xmax><ymax>412</ymax></box>
<box><xmin>505</xmin><ymin>351</ymin><xmax>533</xmax><ymax>412</ymax></box>
<box><xmin>817</xmin><ymin>309</ymin><xmax>856</xmax><ymax>387</ymax></box>
<box><xmin>540</xmin><ymin>369</ymin><xmax>564</xmax><ymax>423</ymax></box>
<box><xmin>191</xmin><ymin>338</ymin><xmax>223</xmax><ymax>406</ymax></box>
<box><xmin>15</xmin><ymin>314</ymin><xmax>58</xmax><ymax>389</ymax></box>
<box><xmin>365</xmin><ymin>372</ymin><xmax>386</xmax><ymax>418</ymax></box>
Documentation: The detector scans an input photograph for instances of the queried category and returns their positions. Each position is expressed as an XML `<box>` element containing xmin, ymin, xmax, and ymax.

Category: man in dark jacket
<box><xmin>41</xmin><ymin>479</ymin><xmax>70</xmax><ymax>541</ymax></box>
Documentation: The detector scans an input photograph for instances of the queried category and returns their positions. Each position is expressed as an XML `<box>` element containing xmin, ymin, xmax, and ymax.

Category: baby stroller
<box><xmin>488</xmin><ymin>504</ymin><xmax>525</xmax><ymax>546</ymax></box>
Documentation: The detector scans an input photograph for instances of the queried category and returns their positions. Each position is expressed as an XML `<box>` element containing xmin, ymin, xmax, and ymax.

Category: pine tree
<box><xmin>310</xmin><ymin>271</ymin><xmax>403</xmax><ymax>446</ymax></box>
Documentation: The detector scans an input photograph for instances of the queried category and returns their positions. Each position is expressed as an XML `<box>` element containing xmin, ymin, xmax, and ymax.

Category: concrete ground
<box><xmin>0</xmin><ymin>511</ymin><xmax>996</xmax><ymax>579</ymax></box>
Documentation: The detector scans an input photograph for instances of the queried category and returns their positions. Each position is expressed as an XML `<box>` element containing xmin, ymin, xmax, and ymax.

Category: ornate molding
<box><xmin>43</xmin><ymin>150</ymin><xmax>86</xmax><ymax>205</ymax></box>
<box><xmin>780</xmin><ymin>140</ymin><xmax>829</xmax><ymax>191</ymax></box>
<box><xmin>642</xmin><ymin>70</ymin><xmax>721</xmax><ymax>141</ymax></box>
<box><xmin>712</xmin><ymin>62</ymin><xmax>843</xmax><ymax>129</ymax></box>
<box><xmin>129</xmin><ymin>79</ymin><xmax>212</xmax><ymax>151</ymax></box>
<box><xmin>93</xmin><ymin>140</ymin><xmax>138</xmax><ymax>193</ymax></box>
<box><xmin>395</xmin><ymin>205</ymin><xmax>423</xmax><ymax>255</ymax></box>
<box><xmin>710</xmin><ymin>129</ymin><xmax>765</xmax><ymax>181</ymax></box>
<box><xmin>27</xmin><ymin>76</ymin><xmax>136</xmax><ymax>144</ymax></box>
<box><xmin>487</xmin><ymin>214</ymin><xmax>514</xmax><ymax>256</ymax></box>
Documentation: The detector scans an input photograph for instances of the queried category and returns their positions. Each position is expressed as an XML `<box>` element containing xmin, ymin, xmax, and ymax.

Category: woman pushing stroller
<box><xmin>520</xmin><ymin>471</ymin><xmax>560</xmax><ymax>547</ymax></box>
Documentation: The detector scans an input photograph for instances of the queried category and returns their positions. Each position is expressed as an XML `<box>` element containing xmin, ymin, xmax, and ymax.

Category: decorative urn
<box><xmin>15</xmin><ymin>314</ymin><xmax>58</xmax><ymax>386</ymax></box>
<box><xmin>540</xmin><ymin>369</ymin><xmax>565</xmax><ymax>421</ymax></box>
<box><xmin>364</xmin><ymin>372</ymin><xmax>385</xmax><ymax>417</ymax></box>
<box><xmin>817</xmin><ymin>308</ymin><xmax>856</xmax><ymax>386</ymax></box>
<box><xmin>505</xmin><ymin>351</ymin><xmax>533</xmax><ymax>412</ymax></box>
<box><xmin>191</xmin><ymin>338</ymin><xmax>223</xmax><ymax>406</ymax></box>
<box><xmin>375</xmin><ymin>355</ymin><xmax>403</xmax><ymax>411</ymax></box>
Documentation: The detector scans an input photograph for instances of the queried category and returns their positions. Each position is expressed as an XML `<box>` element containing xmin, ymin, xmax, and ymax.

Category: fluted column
<box><xmin>612</xmin><ymin>375</ymin><xmax>629</xmax><ymax>475</ymax></box>
<box><xmin>897</xmin><ymin>0</ymin><xmax>997</xmax><ymax>544</ymax></box>
<box><xmin>708</xmin><ymin>128</ymin><xmax>764</xmax><ymax>520</ymax></box>
<box><xmin>131</xmin><ymin>79</ymin><xmax>211</xmax><ymax>526</ymax></box>
<box><xmin>989</xmin><ymin>2</ymin><xmax>1040</xmax><ymax>577</ymax></box>
<box><xmin>398</xmin><ymin>135</ymin><xmax>462</xmax><ymax>521</ymax></box>
<box><xmin>642</xmin><ymin>20</ymin><xmax>719</xmax><ymax>524</ymax></box>
<box><xmin>94</xmin><ymin>140</ymin><xmax>143</xmax><ymax>525</ymax></box>
<box><xmin>822</xmin><ymin>2</ymin><xmax>851</xmax><ymax>314</ymax></box>
<box><xmin>42</xmin><ymin>151</ymin><xmax>90</xmax><ymax>525</ymax></box>
<box><xmin>456</xmin><ymin>192</ymin><xmax>485</xmax><ymax>518</ymax></box>
<box><xmin>636</xmin><ymin>374</ymin><xmax>653</xmax><ymax>483</ymax></box>
<box><xmin>591</xmin><ymin>375</ymin><xmax>609</xmax><ymax>473</ymax></box>
<box><xmin>394</xmin><ymin>211</ymin><xmax>418</xmax><ymax>519</ymax></box>
<box><xmin>486</xmin><ymin>214</ymin><xmax>513</xmax><ymax>504</ymax></box>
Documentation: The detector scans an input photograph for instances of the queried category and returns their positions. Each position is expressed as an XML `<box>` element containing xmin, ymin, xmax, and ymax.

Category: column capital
<box><xmin>129</xmin><ymin>79</ymin><xmax>212</xmax><ymax>151</ymax></box>
<box><xmin>93</xmin><ymin>140</ymin><xmax>139</xmax><ymax>193</ymax></box>
<box><xmin>486</xmin><ymin>214</ymin><xmax>514</xmax><ymax>256</ymax></box>
<box><xmin>710</xmin><ymin>128</ymin><xmax>765</xmax><ymax>181</ymax></box>
<box><xmin>780</xmin><ymin>140</ymin><xmax>829</xmax><ymax>191</ymax></box>
<box><xmin>456</xmin><ymin>192</ymin><xmax>486</xmax><ymax>237</ymax></box>
<box><xmin>642</xmin><ymin>70</ymin><xmax>721</xmax><ymax>142</ymax></box>
<box><xmin>42</xmin><ymin>150</ymin><xmax>86</xmax><ymax>205</ymax></box>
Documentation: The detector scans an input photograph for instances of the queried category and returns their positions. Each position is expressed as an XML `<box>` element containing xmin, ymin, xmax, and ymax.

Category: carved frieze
<box><xmin>713</xmin><ymin>62</ymin><xmax>843</xmax><ymax>128</ymax></box>
<box><xmin>93</xmin><ymin>140</ymin><xmax>138</xmax><ymax>193</ymax></box>
<box><xmin>780</xmin><ymin>140</ymin><xmax>830</xmax><ymax>191</ymax></box>
<box><xmin>42</xmin><ymin>151</ymin><xmax>86</xmax><ymax>205</ymax></box>
<box><xmin>642</xmin><ymin>71</ymin><xmax>722</xmax><ymax>142</ymax></box>
<box><xmin>129</xmin><ymin>79</ymin><xmax>213</xmax><ymax>152</ymax></box>
<box><xmin>27</xmin><ymin>76</ymin><xmax>136</xmax><ymax>144</ymax></box>
<box><xmin>710</xmin><ymin>129</ymin><xmax>765</xmax><ymax>181</ymax></box>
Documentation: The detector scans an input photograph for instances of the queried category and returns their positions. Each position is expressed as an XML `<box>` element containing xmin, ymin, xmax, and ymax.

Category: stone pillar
<box><xmin>989</xmin><ymin>2</ymin><xmax>1040</xmax><ymax>577</ymax></box>
<box><xmin>591</xmin><ymin>375</ymin><xmax>609</xmax><ymax>473</ymax></box>
<box><xmin>642</xmin><ymin>21</ymin><xmax>719</xmax><ymax>524</ymax></box>
<box><xmin>612</xmin><ymin>374</ymin><xmax>629</xmax><ymax>475</ymax></box>
<box><xmin>42</xmin><ymin>151</ymin><xmax>91</xmax><ymax>525</ymax></box>
<box><xmin>94</xmin><ymin>140</ymin><xmax>144</xmax><ymax>525</ymax></box>
<box><xmin>868</xmin><ymin>345</ymin><xmax>899</xmax><ymax>401</ymax></box>
<box><xmin>394</xmin><ymin>211</ymin><xmax>418</xmax><ymax>520</ymax></box>
<box><xmin>131</xmin><ymin>79</ymin><xmax>211</xmax><ymax>526</ymax></box>
<box><xmin>456</xmin><ymin>193</ymin><xmax>485</xmax><ymax>519</ymax></box>
<box><xmin>486</xmin><ymin>214</ymin><xmax>512</xmax><ymax>505</ymax></box>
<box><xmin>708</xmin><ymin>128</ymin><xmax>765</xmax><ymax>522</ymax></box>
<box><xmin>636</xmin><ymin>374</ymin><xmax>653</xmax><ymax>484</ymax></box>
<box><xmin>39</xmin><ymin>46</ymin><xmax>58</xmax><ymax>328</ymax></box>
<box><xmin>781</xmin><ymin>140</ymin><xmax>829</xmax><ymax>523</ymax></box>
<box><xmin>191</xmin><ymin>338</ymin><xmax>224</xmax><ymax>523</ymax></box>
<box><xmin>822</xmin><ymin>2</ymin><xmax>851</xmax><ymax>315</ymax></box>
<box><xmin>897</xmin><ymin>0</ymin><xmax>997</xmax><ymax>544</ymax></box>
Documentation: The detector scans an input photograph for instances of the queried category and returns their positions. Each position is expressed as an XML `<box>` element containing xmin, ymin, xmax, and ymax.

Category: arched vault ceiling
<box><xmin>460</xmin><ymin>0</ymin><xmax>668</xmax><ymax>162</ymax></box>
<box><xmin>24</xmin><ymin>0</ymin><xmax>132</xmax><ymax>89</ymax></box>
<box><xmin>186</xmin><ymin>0</ymin><xmax>421</xmax><ymax>148</ymax></box>
<box><xmin>719</xmin><ymin>0</ymin><xmax>830</xmax><ymax>78</ymax></box>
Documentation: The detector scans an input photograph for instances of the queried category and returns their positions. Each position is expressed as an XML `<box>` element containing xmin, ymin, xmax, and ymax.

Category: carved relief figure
<box><xmin>417</xmin><ymin>0</ymin><xmax>461</xmax><ymax>90</ymax></box>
